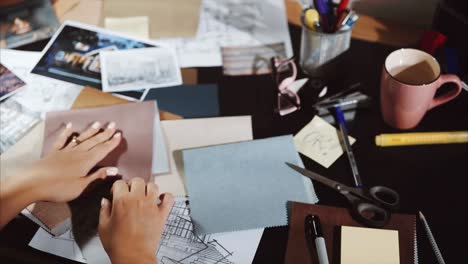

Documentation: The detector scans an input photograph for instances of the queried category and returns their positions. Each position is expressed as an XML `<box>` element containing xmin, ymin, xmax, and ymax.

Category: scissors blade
<box><xmin>286</xmin><ymin>162</ymin><xmax>343</xmax><ymax>190</ymax></box>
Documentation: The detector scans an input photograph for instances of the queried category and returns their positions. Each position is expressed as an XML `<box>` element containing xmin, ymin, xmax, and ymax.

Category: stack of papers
<box><xmin>159</xmin><ymin>0</ymin><xmax>293</xmax><ymax>67</ymax></box>
<box><xmin>29</xmin><ymin>197</ymin><xmax>264</xmax><ymax>264</ymax></box>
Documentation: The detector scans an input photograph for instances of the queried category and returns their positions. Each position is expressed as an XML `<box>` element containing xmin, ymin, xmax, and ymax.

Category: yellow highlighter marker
<box><xmin>375</xmin><ymin>131</ymin><xmax>468</xmax><ymax>147</ymax></box>
<box><xmin>302</xmin><ymin>8</ymin><xmax>319</xmax><ymax>30</ymax></box>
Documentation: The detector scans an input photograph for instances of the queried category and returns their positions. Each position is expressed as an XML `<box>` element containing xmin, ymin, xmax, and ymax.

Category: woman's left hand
<box><xmin>19</xmin><ymin>121</ymin><xmax>122</xmax><ymax>203</ymax></box>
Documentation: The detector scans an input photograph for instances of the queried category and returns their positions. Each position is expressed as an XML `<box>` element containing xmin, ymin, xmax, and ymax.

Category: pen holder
<box><xmin>300</xmin><ymin>26</ymin><xmax>352</xmax><ymax>79</ymax></box>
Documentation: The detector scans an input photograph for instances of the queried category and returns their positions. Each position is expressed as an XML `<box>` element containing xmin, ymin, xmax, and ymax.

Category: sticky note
<box><xmin>341</xmin><ymin>226</ymin><xmax>400</xmax><ymax>264</ymax></box>
<box><xmin>104</xmin><ymin>16</ymin><xmax>150</xmax><ymax>39</ymax></box>
<box><xmin>294</xmin><ymin>116</ymin><xmax>356</xmax><ymax>168</ymax></box>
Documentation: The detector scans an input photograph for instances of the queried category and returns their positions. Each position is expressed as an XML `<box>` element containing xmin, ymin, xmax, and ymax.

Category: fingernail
<box><xmin>106</xmin><ymin>167</ymin><xmax>119</xmax><ymax>176</ymax></box>
<box><xmin>66</xmin><ymin>122</ymin><xmax>72</xmax><ymax>129</ymax></box>
<box><xmin>101</xmin><ymin>198</ymin><xmax>108</xmax><ymax>207</ymax></box>
<box><xmin>91</xmin><ymin>121</ymin><xmax>100</xmax><ymax>129</ymax></box>
<box><xmin>113</xmin><ymin>132</ymin><xmax>121</xmax><ymax>138</ymax></box>
<box><xmin>107</xmin><ymin>122</ymin><xmax>116</xmax><ymax>129</ymax></box>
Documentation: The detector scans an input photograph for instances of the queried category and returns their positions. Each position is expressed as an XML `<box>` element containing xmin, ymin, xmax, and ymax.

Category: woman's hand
<box><xmin>1</xmin><ymin>121</ymin><xmax>122</xmax><ymax>229</ymax></box>
<box><xmin>98</xmin><ymin>179</ymin><xmax>174</xmax><ymax>264</ymax></box>
<box><xmin>24</xmin><ymin>121</ymin><xmax>122</xmax><ymax>202</ymax></box>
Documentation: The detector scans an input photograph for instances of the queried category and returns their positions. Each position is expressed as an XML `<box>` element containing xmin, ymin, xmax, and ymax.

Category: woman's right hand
<box><xmin>98</xmin><ymin>178</ymin><xmax>174</xmax><ymax>264</ymax></box>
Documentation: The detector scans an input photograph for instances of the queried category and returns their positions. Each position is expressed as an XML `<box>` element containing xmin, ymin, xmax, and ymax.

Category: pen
<box><xmin>419</xmin><ymin>212</ymin><xmax>446</xmax><ymax>264</ymax></box>
<box><xmin>336</xmin><ymin>0</ymin><xmax>349</xmax><ymax>18</ymax></box>
<box><xmin>305</xmin><ymin>215</ymin><xmax>329</xmax><ymax>264</ymax></box>
<box><xmin>314</xmin><ymin>0</ymin><xmax>330</xmax><ymax>32</ymax></box>
<box><xmin>333</xmin><ymin>106</ymin><xmax>363</xmax><ymax>188</ymax></box>
<box><xmin>375</xmin><ymin>131</ymin><xmax>468</xmax><ymax>147</ymax></box>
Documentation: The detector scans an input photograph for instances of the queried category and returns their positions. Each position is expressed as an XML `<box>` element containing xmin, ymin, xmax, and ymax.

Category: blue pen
<box><xmin>333</xmin><ymin>106</ymin><xmax>363</xmax><ymax>188</ymax></box>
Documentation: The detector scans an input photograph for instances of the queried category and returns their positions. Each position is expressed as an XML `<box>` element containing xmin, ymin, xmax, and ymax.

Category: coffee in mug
<box><xmin>380</xmin><ymin>48</ymin><xmax>462</xmax><ymax>129</ymax></box>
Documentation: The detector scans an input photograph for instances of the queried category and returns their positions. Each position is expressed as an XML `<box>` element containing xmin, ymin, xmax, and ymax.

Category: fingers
<box><xmin>82</xmin><ymin>167</ymin><xmax>119</xmax><ymax>185</ymax></box>
<box><xmin>87</xmin><ymin>132</ymin><xmax>122</xmax><ymax>164</ymax></box>
<box><xmin>99</xmin><ymin>197</ymin><xmax>111</xmax><ymax>226</ymax></box>
<box><xmin>129</xmin><ymin>177</ymin><xmax>146</xmax><ymax>197</ymax></box>
<box><xmin>158</xmin><ymin>193</ymin><xmax>174</xmax><ymax>218</ymax></box>
<box><xmin>52</xmin><ymin>122</ymin><xmax>73</xmax><ymax>151</ymax></box>
<box><xmin>76</xmin><ymin>122</ymin><xmax>116</xmax><ymax>151</ymax></box>
<box><xmin>76</xmin><ymin>121</ymin><xmax>101</xmax><ymax>142</ymax></box>
<box><xmin>111</xmin><ymin>179</ymin><xmax>130</xmax><ymax>201</ymax></box>
<box><xmin>146</xmin><ymin>182</ymin><xmax>159</xmax><ymax>201</ymax></box>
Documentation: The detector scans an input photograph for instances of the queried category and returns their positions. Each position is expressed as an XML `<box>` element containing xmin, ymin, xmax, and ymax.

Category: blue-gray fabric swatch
<box><xmin>182</xmin><ymin>135</ymin><xmax>318</xmax><ymax>235</ymax></box>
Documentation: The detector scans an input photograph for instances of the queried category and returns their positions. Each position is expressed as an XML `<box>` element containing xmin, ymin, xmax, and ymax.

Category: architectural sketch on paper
<box><xmin>0</xmin><ymin>98</ymin><xmax>40</xmax><ymax>154</ymax></box>
<box><xmin>157</xmin><ymin>198</ymin><xmax>234</xmax><ymax>264</ymax></box>
<box><xmin>159</xmin><ymin>0</ymin><xmax>293</xmax><ymax>67</ymax></box>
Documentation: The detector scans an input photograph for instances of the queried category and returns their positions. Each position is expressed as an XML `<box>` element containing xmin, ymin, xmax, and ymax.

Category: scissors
<box><xmin>286</xmin><ymin>163</ymin><xmax>400</xmax><ymax>228</ymax></box>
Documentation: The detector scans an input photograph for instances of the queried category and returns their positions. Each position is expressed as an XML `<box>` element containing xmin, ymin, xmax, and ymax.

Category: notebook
<box><xmin>284</xmin><ymin>202</ymin><xmax>417</xmax><ymax>264</ymax></box>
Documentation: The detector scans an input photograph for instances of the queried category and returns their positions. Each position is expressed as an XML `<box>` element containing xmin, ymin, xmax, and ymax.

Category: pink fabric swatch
<box><xmin>42</xmin><ymin>101</ymin><xmax>155</xmax><ymax>181</ymax></box>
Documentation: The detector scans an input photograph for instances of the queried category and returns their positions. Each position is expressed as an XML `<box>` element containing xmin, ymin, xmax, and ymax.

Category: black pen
<box><xmin>305</xmin><ymin>215</ymin><xmax>329</xmax><ymax>264</ymax></box>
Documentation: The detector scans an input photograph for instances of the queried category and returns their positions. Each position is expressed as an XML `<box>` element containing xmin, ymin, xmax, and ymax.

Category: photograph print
<box><xmin>0</xmin><ymin>63</ymin><xmax>26</xmax><ymax>101</ymax></box>
<box><xmin>31</xmin><ymin>21</ymin><xmax>179</xmax><ymax>99</ymax></box>
<box><xmin>100</xmin><ymin>47</ymin><xmax>182</xmax><ymax>92</ymax></box>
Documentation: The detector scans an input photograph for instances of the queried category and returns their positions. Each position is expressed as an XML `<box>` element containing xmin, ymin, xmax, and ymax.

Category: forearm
<box><xmin>0</xmin><ymin>171</ymin><xmax>41</xmax><ymax>229</ymax></box>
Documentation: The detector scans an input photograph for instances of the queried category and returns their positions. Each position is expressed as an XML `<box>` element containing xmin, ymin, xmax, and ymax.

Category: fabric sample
<box><xmin>156</xmin><ymin>116</ymin><xmax>253</xmax><ymax>196</ymax></box>
<box><xmin>42</xmin><ymin>101</ymin><xmax>155</xmax><ymax>181</ymax></box>
<box><xmin>144</xmin><ymin>84</ymin><xmax>219</xmax><ymax>118</ymax></box>
<box><xmin>182</xmin><ymin>135</ymin><xmax>318</xmax><ymax>234</ymax></box>
<box><xmin>31</xmin><ymin>101</ymin><xmax>155</xmax><ymax>233</ymax></box>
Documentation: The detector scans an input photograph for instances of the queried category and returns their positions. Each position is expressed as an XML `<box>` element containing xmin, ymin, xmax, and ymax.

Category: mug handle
<box><xmin>429</xmin><ymin>74</ymin><xmax>462</xmax><ymax>110</ymax></box>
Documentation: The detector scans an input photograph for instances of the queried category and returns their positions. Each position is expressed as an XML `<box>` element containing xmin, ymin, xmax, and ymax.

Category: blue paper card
<box><xmin>182</xmin><ymin>135</ymin><xmax>318</xmax><ymax>235</ymax></box>
<box><xmin>143</xmin><ymin>84</ymin><xmax>219</xmax><ymax>118</ymax></box>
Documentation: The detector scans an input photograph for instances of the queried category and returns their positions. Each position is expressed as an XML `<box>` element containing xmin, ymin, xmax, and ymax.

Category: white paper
<box><xmin>0</xmin><ymin>49</ymin><xmax>83</xmax><ymax>117</ymax></box>
<box><xmin>158</xmin><ymin>0</ymin><xmax>293</xmax><ymax>67</ymax></box>
<box><xmin>156</xmin><ymin>116</ymin><xmax>253</xmax><ymax>196</ymax></box>
<box><xmin>294</xmin><ymin>116</ymin><xmax>356</xmax><ymax>168</ymax></box>
<box><xmin>29</xmin><ymin>228</ymin><xmax>86</xmax><ymax>263</ymax></box>
<box><xmin>152</xmin><ymin>101</ymin><xmax>169</xmax><ymax>174</ymax></box>
<box><xmin>79</xmin><ymin>197</ymin><xmax>263</xmax><ymax>264</ymax></box>
<box><xmin>0</xmin><ymin>49</ymin><xmax>82</xmax><ymax>153</ymax></box>
<box><xmin>0</xmin><ymin>99</ymin><xmax>40</xmax><ymax>154</ymax></box>
<box><xmin>100</xmin><ymin>47</ymin><xmax>182</xmax><ymax>92</ymax></box>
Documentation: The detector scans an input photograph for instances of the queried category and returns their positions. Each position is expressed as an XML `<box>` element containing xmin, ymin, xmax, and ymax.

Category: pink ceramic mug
<box><xmin>380</xmin><ymin>48</ymin><xmax>462</xmax><ymax>129</ymax></box>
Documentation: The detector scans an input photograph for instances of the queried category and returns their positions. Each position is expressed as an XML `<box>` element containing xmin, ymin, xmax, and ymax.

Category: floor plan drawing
<box><xmin>157</xmin><ymin>198</ymin><xmax>234</xmax><ymax>264</ymax></box>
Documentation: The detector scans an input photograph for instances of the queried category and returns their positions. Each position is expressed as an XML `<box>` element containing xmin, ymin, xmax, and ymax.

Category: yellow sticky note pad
<box><xmin>341</xmin><ymin>226</ymin><xmax>400</xmax><ymax>264</ymax></box>
<box><xmin>294</xmin><ymin>116</ymin><xmax>356</xmax><ymax>168</ymax></box>
<box><xmin>104</xmin><ymin>16</ymin><xmax>150</xmax><ymax>39</ymax></box>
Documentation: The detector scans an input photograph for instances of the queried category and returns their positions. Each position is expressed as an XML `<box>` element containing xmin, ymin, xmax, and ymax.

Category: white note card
<box><xmin>294</xmin><ymin>116</ymin><xmax>356</xmax><ymax>168</ymax></box>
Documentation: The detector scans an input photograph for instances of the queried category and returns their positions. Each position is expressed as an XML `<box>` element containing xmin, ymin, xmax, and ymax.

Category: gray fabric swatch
<box><xmin>182</xmin><ymin>135</ymin><xmax>318</xmax><ymax>235</ymax></box>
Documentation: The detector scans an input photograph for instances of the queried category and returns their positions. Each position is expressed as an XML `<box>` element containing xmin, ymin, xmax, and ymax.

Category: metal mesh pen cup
<box><xmin>300</xmin><ymin>26</ymin><xmax>352</xmax><ymax>78</ymax></box>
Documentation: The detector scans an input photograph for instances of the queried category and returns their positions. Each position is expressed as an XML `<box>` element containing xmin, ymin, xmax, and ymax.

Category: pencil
<box><xmin>419</xmin><ymin>211</ymin><xmax>446</xmax><ymax>264</ymax></box>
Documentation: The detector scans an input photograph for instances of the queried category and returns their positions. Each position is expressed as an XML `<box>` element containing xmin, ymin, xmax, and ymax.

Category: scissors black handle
<box><xmin>351</xmin><ymin>201</ymin><xmax>390</xmax><ymax>228</ymax></box>
<box><xmin>368</xmin><ymin>186</ymin><xmax>400</xmax><ymax>210</ymax></box>
<box><xmin>343</xmin><ymin>186</ymin><xmax>400</xmax><ymax>228</ymax></box>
